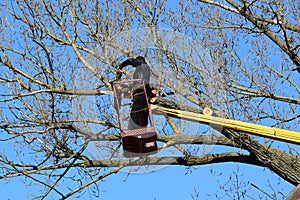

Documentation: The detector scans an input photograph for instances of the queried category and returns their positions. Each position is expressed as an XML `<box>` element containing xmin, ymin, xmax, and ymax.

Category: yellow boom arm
<box><xmin>152</xmin><ymin>106</ymin><xmax>300</xmax><ymax>145</ymax></box>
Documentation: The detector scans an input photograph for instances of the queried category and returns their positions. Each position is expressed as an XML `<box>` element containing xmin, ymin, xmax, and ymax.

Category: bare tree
<box><xmin>0</xmin><ymin>0</ymin><xmax>299</xmax><ymax>199</ymax></box>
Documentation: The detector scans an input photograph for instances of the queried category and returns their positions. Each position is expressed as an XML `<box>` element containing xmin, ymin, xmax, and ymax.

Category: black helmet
<box><xmin>135</xmin><ymin>56</ymin><xmax>146</xmax><ymax>64</ymax></box>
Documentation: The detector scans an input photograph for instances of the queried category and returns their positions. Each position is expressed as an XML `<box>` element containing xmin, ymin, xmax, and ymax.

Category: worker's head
<box><xmin>135</xmin><ymin>56</ymin><xmax>146</xmax><ymax>64</ymax></box>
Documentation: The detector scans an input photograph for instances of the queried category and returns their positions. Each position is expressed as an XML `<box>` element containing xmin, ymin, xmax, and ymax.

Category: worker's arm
<box><xmin>116</xmin><ymin>58</ymin><xmax>136</xmax><ymax>81</ymax></box>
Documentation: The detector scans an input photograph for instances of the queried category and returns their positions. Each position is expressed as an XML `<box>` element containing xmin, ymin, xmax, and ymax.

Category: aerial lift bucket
<box><xmin>112</xmin><ymin>79</ymin><xmax>157</xmax><ymax>157</ymax></box>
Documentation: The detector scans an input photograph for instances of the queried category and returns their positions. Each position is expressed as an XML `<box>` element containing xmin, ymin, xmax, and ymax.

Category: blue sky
<box><xmin>0</xmin><ymin>1</ymin><xmax>299</xmax><ymax>199</ymax></box>
<box><xmin>0</xmin><ymin>161</ymin><xmax>294</xmax><ymax>199</ymax></box>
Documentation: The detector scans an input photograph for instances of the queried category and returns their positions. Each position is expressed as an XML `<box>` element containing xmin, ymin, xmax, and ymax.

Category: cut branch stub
<box><xmin>203</xmin><ymin>107</ymin><xmax>213</xmax><ymax>116</ymax></box>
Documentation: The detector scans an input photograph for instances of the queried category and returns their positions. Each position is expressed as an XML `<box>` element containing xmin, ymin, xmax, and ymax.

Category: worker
<box><xmin>116</xmin><ymin>56</ymin><xmax>151</xmax><ymax>82</ymax></box>
<box><xmin>116</xmin><ymin>56</ymin><xmax>156</xmax><ymax>130</ymax></box>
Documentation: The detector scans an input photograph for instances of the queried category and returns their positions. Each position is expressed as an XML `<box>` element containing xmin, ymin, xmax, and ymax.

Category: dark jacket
<box><xmin>117</xmin><ymin>58</ymin><xmax>151</xmax><ymax>82</ymax></box>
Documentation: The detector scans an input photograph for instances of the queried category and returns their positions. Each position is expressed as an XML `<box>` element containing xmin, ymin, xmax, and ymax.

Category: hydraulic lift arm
<box><xmin>152</xmin><ymin>106</ymin><xmax>300</xmax><ymax>145</ymax></box>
